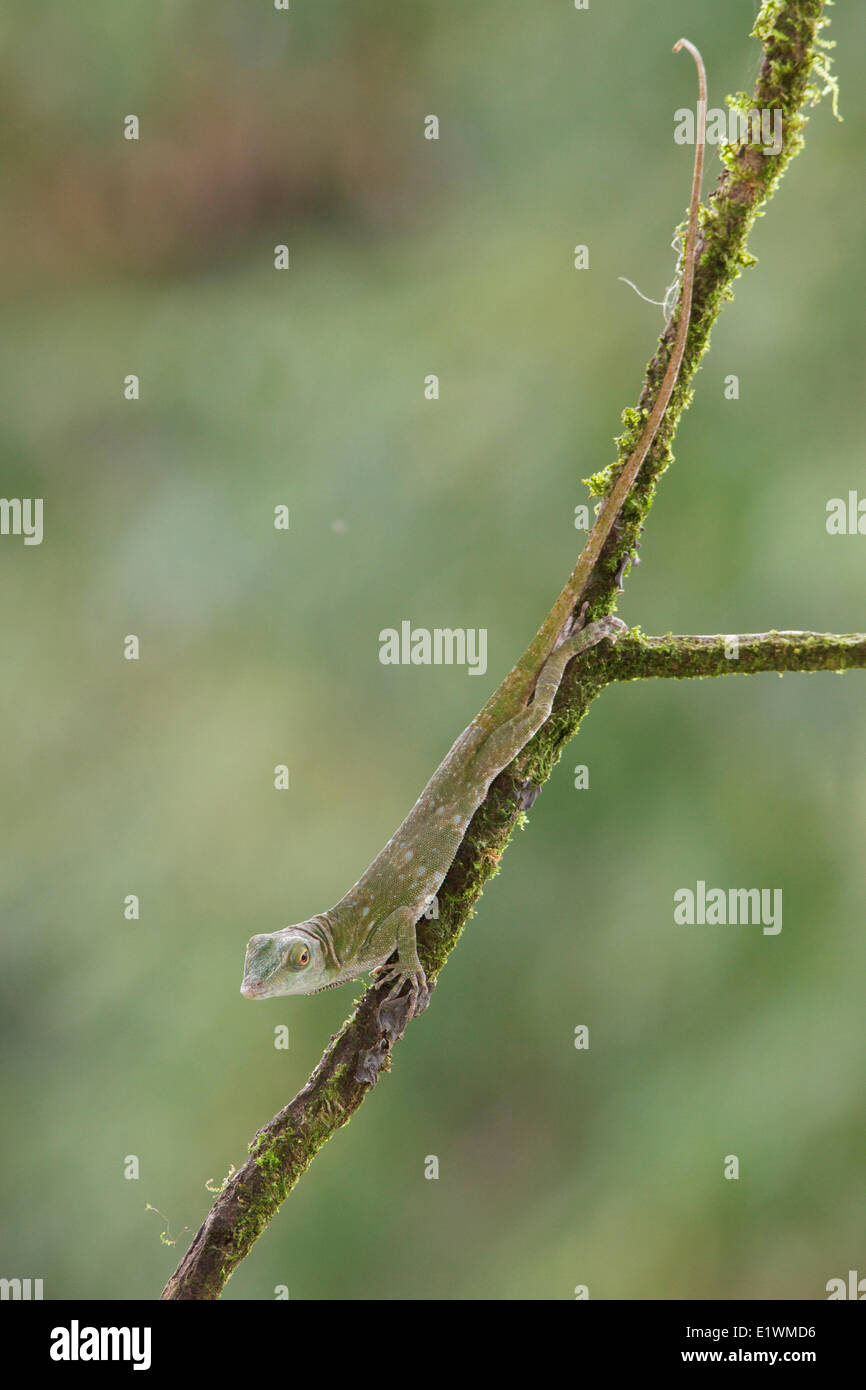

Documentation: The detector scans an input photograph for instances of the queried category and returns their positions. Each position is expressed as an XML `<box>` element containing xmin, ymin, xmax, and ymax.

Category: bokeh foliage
<box><xmin>0</xmin><ymin>0</ymin><xmax>863</xmax><ymax>1299</ymax></box>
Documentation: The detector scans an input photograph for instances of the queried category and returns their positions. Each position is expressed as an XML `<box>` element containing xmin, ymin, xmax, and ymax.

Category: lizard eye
<box><xmin>286</xmin><ymin>942</ymin><xmax>311</xmax><ymax>971</ymax></box>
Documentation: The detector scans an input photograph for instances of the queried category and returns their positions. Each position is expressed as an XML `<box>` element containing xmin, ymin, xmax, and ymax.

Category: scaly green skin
<box><xmin>240</xmin><ymin>615</ymin><xmax>626</xmax><ymax>1015</ymax></box>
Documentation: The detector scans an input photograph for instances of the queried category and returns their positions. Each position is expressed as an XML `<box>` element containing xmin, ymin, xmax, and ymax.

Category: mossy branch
<box><xmin>609</xmin><ymin>630</ymin><xmax>866</xmax><ymax>681</ymax></box>
<box><xmin>162</xmin><ymin>0</ymin><xmax>843</xmax><ymax>1301</ymax></box>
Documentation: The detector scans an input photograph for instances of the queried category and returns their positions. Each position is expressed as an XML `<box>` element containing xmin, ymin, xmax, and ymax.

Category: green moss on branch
<box><xmin>609</xmin><ymin>630</ymin><xmax>866</xmax><ymax>681</ymax></box>
<box><xmin>162</xmin><ymin>1</ymin><xmax>840</xmax><ymax>1301</ymax></box>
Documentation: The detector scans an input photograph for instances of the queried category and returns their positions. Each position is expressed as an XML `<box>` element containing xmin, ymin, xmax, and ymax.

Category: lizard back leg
<box><xmin>469</xmin><ymin>617</ymin><xmax>625</xmax><ymax>784</ymax></box>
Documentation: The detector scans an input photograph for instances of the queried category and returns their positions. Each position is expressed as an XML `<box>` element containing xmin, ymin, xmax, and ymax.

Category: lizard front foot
<box><xmin>374</xmin><ymin>962</ymin><xmax>430</xmax><ymax>1019</ymax></box>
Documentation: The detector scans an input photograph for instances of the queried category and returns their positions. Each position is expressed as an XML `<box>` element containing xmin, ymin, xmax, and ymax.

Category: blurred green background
<box><xmin>1</xmin><ymin>0</ymin><xmax>864</xmax><ymax>1301</ymax></box>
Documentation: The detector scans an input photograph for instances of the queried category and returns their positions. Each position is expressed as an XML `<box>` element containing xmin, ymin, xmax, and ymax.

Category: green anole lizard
<box><xmin>241</xmin><ymin>39</ymin><xmax>706</xmax><ymax>1020</ymax></box>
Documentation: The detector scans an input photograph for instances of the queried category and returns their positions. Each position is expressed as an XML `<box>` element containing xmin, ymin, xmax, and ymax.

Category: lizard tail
<box><xmin>477</xmin><ymin>39</ymin><xmax>707</xmax><ymax>732</ymax></box>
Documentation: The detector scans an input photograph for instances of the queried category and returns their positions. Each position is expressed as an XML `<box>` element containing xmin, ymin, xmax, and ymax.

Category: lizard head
<box><xmin>240</xmin><ymin>922</ymin><xmax>334</xmax><ymax>999</ymax></box>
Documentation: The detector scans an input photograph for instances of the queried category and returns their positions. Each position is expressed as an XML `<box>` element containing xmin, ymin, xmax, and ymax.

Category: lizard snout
<box><xmin>241</xmin><ymin>933</ymin><xmax>276</xmax><ymax>998</ymax></box>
